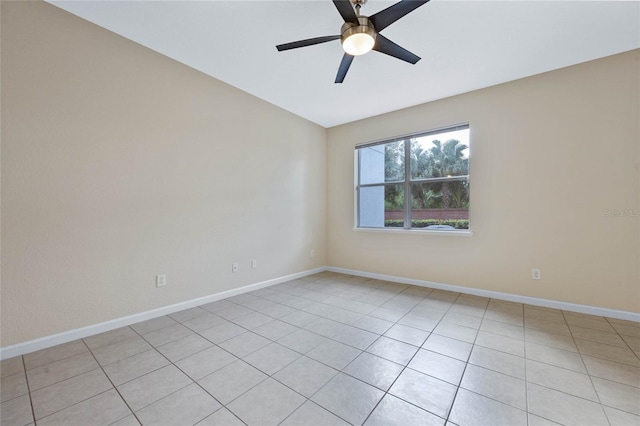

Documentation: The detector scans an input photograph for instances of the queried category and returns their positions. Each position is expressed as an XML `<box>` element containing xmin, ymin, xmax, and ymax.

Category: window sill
<box><xmin>353</xmin><ymin>227</ymin><xmax>473</xmax><ymax>237</ymax></box>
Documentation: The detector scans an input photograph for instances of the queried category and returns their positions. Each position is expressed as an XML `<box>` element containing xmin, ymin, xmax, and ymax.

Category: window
<box><xmin>356</xmin><ymin>124</ymin><xmax>470</xmax><ymax>231</ymax></box>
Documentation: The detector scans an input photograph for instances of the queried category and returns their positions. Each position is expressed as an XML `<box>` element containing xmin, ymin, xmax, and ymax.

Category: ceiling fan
<box><xmin>276</xmin><ymin>0</ymin><xmax>429</xmax><ymax>83</ymax></box>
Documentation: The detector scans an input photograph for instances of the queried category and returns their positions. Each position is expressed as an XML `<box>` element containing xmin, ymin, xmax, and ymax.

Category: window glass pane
<box><xmin>359</xmin><ymin>184</ymin><xmax>404</xmax><ymax>228</ymax></box>
<box><xmin>410</xmin><ymin>181</ymin><xmax>469</xmax><ymax>230</ymax></box>
<box><xmin>359</xmin><ymin>141</ymin><xmax>404</xmax><ymax>184</ymax></box>
<box><xmin>411</xmin><ymin>129</ymin><xmax>469</xmax><ymax>179</ymax></box>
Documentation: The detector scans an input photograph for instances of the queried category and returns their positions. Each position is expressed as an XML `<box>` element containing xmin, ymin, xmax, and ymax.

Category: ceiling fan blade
<box><xmin>369</xmin><ymin>0</ymin><xmax>430</xmax><ymax>32</ymax></box>
<box><xmin>333</xmin><ymin>0</ymin><xmax>359</xmax><ymax>24</ymax></box>
<box><xmin>276</xmin><ymin>35</ymin><xmax>341</xmax><ymax>52</ymax></box>
<box><xmin>335</xmin><ymin>53</ymin><xmax>354</xmax><ymax>83</ymax></box>
<box><xmin>373</xmin><ymin>34</ymin><xmax>420</xmax><ymax>64</ymax></box>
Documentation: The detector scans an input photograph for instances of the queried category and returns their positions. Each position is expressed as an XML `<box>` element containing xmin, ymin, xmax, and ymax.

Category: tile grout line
<box><xmin>20</xmin><ymin>355</ymin><xmax>37</xmax><ymax>426</ymax></box>
<box><xmin>562</xmin><ymin>310</ymin><xmax>612</xmax><ymax>426</ymax></box>
<box><xmin>484</xmin><ymin>306</ymin><xmax>640</xmax><ymax>382</ymax></box>
<box><xmin>229</xmin><ymin>284</ymin><xmax>372</xmax><ymax>424</ymax></box>
<box><xmin>604</xmin><ymin>316</ymin><xmax>640</xmax><ymax>361</ymax></box>
<box><xmin>135</xmin><ymin>303</ymin><xmax>344</xmax><ymax>424</ymax></box>
<box><xmin>280</xmin><ymin>279</ymin><xmax>435</xmax><ymax>424</ymax></box>
<box><xmin>344</xmin><ymin>276</ymin><xmax>636</xmax><ymax>419</ymax></box>
<box><xmin>524</xmin><ymin>304</ymin><xmax>638</xmax><ymax>424</ymax></box>
<box><xmin>127</xmin><ymin>323</ymin><xmax>241</xmax><ymax>425</ymax></box>
<box><xmin>402</xmin><ymin>295</ymin><xmax>547</xmax><ymax>420</ymax></box>
<box><xmin>352</xmin><ymin>284</ymin><xmax>532</xmax><ymax>423</ymax></box>
<box><xmin>25</xmin><ymin>340</ymin><xmax>129</xmax><ymax>424</ymax></box>
<box><xmin>521</xmin><ymin>299</ymin><xmax>530</xmax><ymax>426</ymax></box>
<box><xmin>100</xmin><ymin>324</ymin><xmax>224</xmax><ymax>420</ymax></box>
<box><xmin>250</xmin><ymin>274</ymin><xmax>640</xmax><ymax>420</ymax></box>
<box><xmin>454</xmin><ymin>299</ymin><xmax>568</xmax><ymax>421</ymax></box>
<box><xmin>439</xmin><ymin>293</ymin><xmax>490</xmax><ymax>426</ymax></box>
<box><xmin>301</xmin><ymin>285</ymin><xmax>431</xmax><ymax>425</ymax></box>
<box><xmin>360</xmin><ymin>286</ymin><xmax>462</xmax><ymax>425</ymax></box>
<box><xmin>83</xmin><ymin>339</ymin><xmax>145</xmax><ymax>426</ymax></box>
<box><xmin>198</xmin><ymin>277</ymin><xmax>636</xmax><ymax>424</ymax></box>
<box><xmin>569</xmin><ymin>321</ymin><xmax>639</xmax><ymax>355</ymax></box>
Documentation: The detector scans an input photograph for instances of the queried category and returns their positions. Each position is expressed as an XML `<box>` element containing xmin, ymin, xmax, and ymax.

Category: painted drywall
<box><xmin>1</xmin><ymin>1</ymin><xmax>327</xmax><ymax>346</ymax></box>
<box><xmin>327</xmin><ymin>50</ymin><xmax>640</xmax><ymax>313</ymax></box>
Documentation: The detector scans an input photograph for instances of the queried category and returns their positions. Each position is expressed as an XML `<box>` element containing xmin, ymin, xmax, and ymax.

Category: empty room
<box><xmin>1</xmin><ymin>0</ymin><xmax>639</xmax><ymax>425</ymax></box>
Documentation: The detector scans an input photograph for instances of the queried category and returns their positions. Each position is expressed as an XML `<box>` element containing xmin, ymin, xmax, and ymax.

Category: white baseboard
<box><xmin>3</xmin><ymin>265</ymin><xmax>638</xmax><ymax>360</ymax></box>
<box><xmin>0</xmin><ymin>267</ymin><xmax>325</xmax><ymax>360</ymax></box>
<box><xmin>327</xmin><ymin>266</ymin><xmax>640</xmax><ymax>322</ymax></box>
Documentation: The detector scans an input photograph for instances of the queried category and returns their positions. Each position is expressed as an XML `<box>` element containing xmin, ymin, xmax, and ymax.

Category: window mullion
<box><xmin>356</xmin><ymin>149</ymin><xmax>361</xmax><ymax>228</ymax></box>
<box><xmin>411</xmin><ymin>175</ymin><xmax>469</xmax><ymax>184</ymax></box>
<box><xmin>403</xmin><ymin>140</ymin><xmax>411</xmax><ymax>230</ymax></box>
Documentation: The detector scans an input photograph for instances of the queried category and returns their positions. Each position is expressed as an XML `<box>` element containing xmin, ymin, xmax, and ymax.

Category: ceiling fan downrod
<box><xmin>352</xmin><ymin>0</ymin><xmax>366</xmax><ymax>16</ymax></box>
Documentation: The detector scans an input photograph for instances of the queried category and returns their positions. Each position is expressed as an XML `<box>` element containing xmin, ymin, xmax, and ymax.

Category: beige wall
<box><xmin>1</xmin><ymin>1</ymin><xmax>327</xmax><ymax>346</ymax></box>
<box><xmin>327</xmin><ymin>50</ymin><xmax>640</xmax><ymax>313</ymax></box>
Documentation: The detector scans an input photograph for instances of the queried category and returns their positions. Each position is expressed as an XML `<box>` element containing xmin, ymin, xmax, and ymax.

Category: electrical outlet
<box><xmin>251</xmin><ymin>259</ymin><xmax>257</xmax><ymax>269</ymax></box>
<box><xmin>531</xmin><ymin>269</ymin><xmax>541</xmax><ymax>280</ymax></box>
<box><xmin>156</xmin><ymin>274</ymin><xmax>167</xmax><ymax>287</ymax></box>
<box><xmin>232</xmin><ymin>263</ymin><xmax>238</xmax><ymax>273</ymax></box>
<box><xmin>310</xmin><ymin>249</ymin><xmax>315</xmax><ymax>258</ymax></box>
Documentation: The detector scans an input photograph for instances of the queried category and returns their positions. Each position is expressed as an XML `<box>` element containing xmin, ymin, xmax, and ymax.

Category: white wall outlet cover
<box><xmin>156</xmin><ymin>275</ymin><xmax>167</xmax><ymax>287</ymax></box>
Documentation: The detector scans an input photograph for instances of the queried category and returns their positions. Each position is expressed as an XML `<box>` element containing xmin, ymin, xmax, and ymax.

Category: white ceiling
<box><xmin>49</xmin><ymin>1</ymin><xmax>639</xmax><ymax>128</ymax></box>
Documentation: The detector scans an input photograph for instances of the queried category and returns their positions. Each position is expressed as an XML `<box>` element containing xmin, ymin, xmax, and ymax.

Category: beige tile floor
<box><xmin>1</xmin><ymin>272</ymin><xmax>639</xmax><ymax>426</ymax></box>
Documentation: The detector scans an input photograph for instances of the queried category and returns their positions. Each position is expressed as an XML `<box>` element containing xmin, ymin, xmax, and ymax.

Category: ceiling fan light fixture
<box><xmin>343</xmin><ymin>32</ymin><xmax>375</xmax><ymax>55</ymax></box>
<box><xmin>341</xmin><ymin>19</ymin><xmax>376</xmax><ymax>56</ymax></box>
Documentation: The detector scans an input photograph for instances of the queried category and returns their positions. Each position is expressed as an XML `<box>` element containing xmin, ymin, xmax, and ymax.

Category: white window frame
<box><xmin>354</xmin><ymin>124</ymin><xmax>472</xmax><ymax>235</ymax></box>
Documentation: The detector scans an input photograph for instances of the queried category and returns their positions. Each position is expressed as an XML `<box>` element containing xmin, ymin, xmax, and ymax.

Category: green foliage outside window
<box><xmin>384</xmin><ymin>138</ymin><xmax>469</xmax><ymax>210</ymax></box>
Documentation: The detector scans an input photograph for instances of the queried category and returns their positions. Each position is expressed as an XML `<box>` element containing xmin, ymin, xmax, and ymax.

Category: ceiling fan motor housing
<box><xmin>341</xmin><ymin>17</ymin><xmax>377</xmax><ymax>56</ymax></box>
